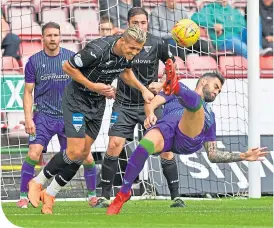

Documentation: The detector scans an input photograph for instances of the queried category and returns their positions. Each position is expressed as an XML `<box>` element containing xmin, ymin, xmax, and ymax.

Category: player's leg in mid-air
<box><xmin>17</xmin><ymin>113</ymin><xmax>59</xmax><ymax>208</ymax></box>
<box><xmin>106</xmin><ymin>126</ymin><xmax>170</xmax><ymax>215</ymax></box>
<box><xmin>98</xmin><ymin>106</ymin><xmax>138</xmax><ymax>207</ymax></box>
<box><xmin>138</xmin><ymin>108</ymin><xmax>185</xmax><ymax>207</ymax></box>
<box><xmin>164</xmin><ymin>59</ymin><xmax>204</xmax><ymax>139</ymax></box>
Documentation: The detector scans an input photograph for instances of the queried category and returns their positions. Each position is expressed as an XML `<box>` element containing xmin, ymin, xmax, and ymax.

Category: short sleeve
<box><xmin>68</xmin><ymin>40</ymin><xmax>102</xmax><ymax>69</ymax></box>
<box><xmin>158</xmin><ymin>38</ymin><xmax>175</xmax><ymax>63</ymax></box>
<box><xmin>24</xmin><ymin>58</ymin><xmax>35</xmax><ymax>83</ymax></box>
<box><xmin>204</xmin><ymin>118</ymin><xmax>216</xmax><ymax>141</ymax></box>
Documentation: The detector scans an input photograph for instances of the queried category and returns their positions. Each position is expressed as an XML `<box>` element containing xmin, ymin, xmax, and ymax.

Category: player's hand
<box><xmin>242</xmin><ymin>147</ymin><xmax>269</xmax><ymax>161</ymax></box>
<box><xmin>25</xmin><ymin>118</ymin><xmax>36</xmax><ymax>135</ymax></box>
<box><xmin>106</xmin><ymin>86</ymin><xmax>116</xmax><ymax>100</ymax></box>
<box><xmin>144</xmin><ymin>113</ymin><xmax>157</xmax><ymax>129</ymax></box>
<box><xmin>214</xmin><ymin>24</ymin><xmax>223</xmax><ymax>32</ymax></box>
<box><xmin>148</xmin><ymin>82</ymin><xmax>163</xmax><ymax>95</ymax></box>
<box><xmin>265</xmin><ymin>36</ymin><xmax>274</xmax><ymax>42</ymax></box>
<box><xmin>92</xmin><ymin>83</ymin><xmax>115</xmax><ymax>97</ymax></box>
<box><xmin>142</xmin><ymin>89</ymin><xmax>154</xmax><ymax>104</ymax></box>
<box><xmin>214</xmin><ymin>24</ymin><xmax>223</xmax><ymax>36</ymax></box>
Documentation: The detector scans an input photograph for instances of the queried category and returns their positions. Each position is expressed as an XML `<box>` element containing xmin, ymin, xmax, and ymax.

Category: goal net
<box><xmin>1</xmin><ymin>0</ymin><xmax>273</xmax><ymax>201</ymax></box>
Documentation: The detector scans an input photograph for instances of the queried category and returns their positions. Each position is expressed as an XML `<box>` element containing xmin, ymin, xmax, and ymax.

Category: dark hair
<box><xmin>42</xmin><ymin>22</ymin><xmax>60</xmax><ymax>35</ymax></box>
<box><xmin>196</xmin><ymin>71</ymin><xmax>225</xmax><ymax>87</ymax></box>
<box><xmin>100</xmin><ymin>16</ymin><xmax>114</xmax><ymax>26</ymax></box>
<box><xmin>127</xmin><ymin>7</ymin><xmax>148</xmax><ymax>22</ymax></box>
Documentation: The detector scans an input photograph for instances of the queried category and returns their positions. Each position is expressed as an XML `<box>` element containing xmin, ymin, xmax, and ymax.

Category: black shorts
<box><xmin>62</xmin><ymin>83</ymin><xmax>106</xmax><ymax>140</ymax></box>
<box><xmin>108</xmin><ymin>102</ymin><xmax>162</xmax><ymax>141</ymax></box>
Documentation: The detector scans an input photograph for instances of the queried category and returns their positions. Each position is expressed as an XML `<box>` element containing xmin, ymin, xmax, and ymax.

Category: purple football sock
<box><xmin>120</xmin><ymin>139</ymin><xmax>153</xmax><ymax>193</ymax></box>
<box><xmin>176</xmin><ymin>82</ymin><xmax>202</xmax><ymax>112</ymax></box>
<box><xmin>84</xmin><ymin>161</ymin><xmax>97</xmax><ymax>197</ymax></box>
<box><xmin>20</xmin><ymin>156</ymin><xmax>39</xmax><ymax>194</ymax></box>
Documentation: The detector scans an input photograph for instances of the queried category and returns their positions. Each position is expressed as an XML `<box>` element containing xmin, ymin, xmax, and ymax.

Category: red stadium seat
<box><xmin>61</xmin><ymin>38</ymin><xmax>81</xmax><ymax>53</ymax></box>
<box><xmin>186</xmin><ymin>55</ymin><xmax>218</xmax><ymax>77</ymax></box>
<box><xmin>175</xmin><ymin>56</ymin><xmax>187</xmax><ymax>78</ymax></box>
<box><xmin>19</xmin><ymin>37</ymin><xmax>43</xmax><ymax>68</ymax></box>
<box><xmin>260</xmin><ymin>56</ymin><xmax>273</xmax><ymax>78</ymax></box>
<box><xmin>7</xmin><ymin>6</ymin><xmax>41</xmax><ymax>36</ymax></box>
<box><xmin>1</xmin><ymin>56</ymin><xmax>22</xmax><ymax>74</ymax></box>
<box><xmin>219</xmin><ymin>56</ymin><xmax>247</xmax><ymax>78</ymax></box>
<box><xmin>73</xmin><ymin>7</ymin><xmax>99</xmax><ymax>39</ymax></box>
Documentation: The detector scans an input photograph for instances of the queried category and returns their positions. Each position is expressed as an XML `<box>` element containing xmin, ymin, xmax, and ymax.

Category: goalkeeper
<box><xmin>107</xmin><ymin>68</ymin><xmax>268</xmax><ymax>215</ymax></box>
<box><xmin>98</xmin><ymin>7</ymin><xmax>184</xmax><ymax>208</ymax></box>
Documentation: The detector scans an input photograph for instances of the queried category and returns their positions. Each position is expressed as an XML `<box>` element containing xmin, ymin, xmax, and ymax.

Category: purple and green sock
<box><xmin>120</xmin><ymin>138</ymin><xmax>155</xmax><ymax>194</ymax></box>
<box><xmin>175</xmin><ymin>82</ymin><xmax>202</xmax><ymax>112</ymax></box>
<box><xmin>84</xmin><ymin>161</ymin><xmax>97</xmax><ymax>199</ymax></box>
<box><xmin>20</xmin><ymin>155</ymin><xmax>39</xmax><ymax>198</ymax></box>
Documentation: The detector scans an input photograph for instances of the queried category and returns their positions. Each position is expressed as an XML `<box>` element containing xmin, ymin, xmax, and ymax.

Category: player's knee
<box><xmin>107</xmin><ymin>137</ymin><xmax>124</xmax><ymax>156</ymax></box>
<box><xmin>81</xmin><ymin>149</ymin><xmax>91</xmax><ymax>161</ymax></box>
<box><xmin>83</xmin><ymin>153</ymin><xmax>94</xmax><ymax>165</ymax></box>
<box><xmin>66</xmin><ymin>146</ymin><xmax>85</xmax><ymax>160</ymax></box>
<box><xmin>28</xmin><ymin>145</ymin><xmax>43</xmax><ymax>161</ymax></box>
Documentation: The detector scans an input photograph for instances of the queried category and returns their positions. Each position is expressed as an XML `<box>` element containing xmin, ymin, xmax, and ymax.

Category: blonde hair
<box><xmin>123</xmin><ymin>26</ymin><xmax>146</xmax><ymax>44</ymax></box>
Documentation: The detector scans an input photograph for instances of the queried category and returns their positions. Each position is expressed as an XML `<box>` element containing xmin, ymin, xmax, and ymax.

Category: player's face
<box><xmin>202</xmin><ymin>78</ymin><xmax>222</xmax><ymax>102</ymax></box>
<box><xmin>99</xmin><ymin>22</ymin><xmax>114</xmax><ymax>36</ymax></box>
<box><xmin>42</xmin><ymin>28</ymin><xmax>61</xmax><ymax>51</ymax></box>
<box><xmin>121</xmin><ymin>37</ymin><xmax>144</xmax><ymax>60</ymax></box>
<box><xmin>128</xmin><ymin>14</ymin><xmax>148</xmax><ymax>32</ymax></box>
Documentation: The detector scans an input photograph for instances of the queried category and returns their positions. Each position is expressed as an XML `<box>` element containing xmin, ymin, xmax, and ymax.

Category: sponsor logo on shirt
<box><xmin>41</xmin><ymin>73</ymin><xmax>69</xmax><ymax>81</ymax></box>
<box><xmin>133</xmin><ymin>59</ymin><xmax>151</xmax><ymax>64</ymax></box>
<box><xmin>74</xmin><ymin>54</ymin><xmax>83</xmax><ymax>67</ymax></box>
<box><xmin>101</xmin><ymin>68</ymin><xmax>124</xmax><ymax>74</ymax></box>
<box><xmin>72</xmin><ymin>113</ymin><xmax>84</xmax><ymax>132</ymax></box>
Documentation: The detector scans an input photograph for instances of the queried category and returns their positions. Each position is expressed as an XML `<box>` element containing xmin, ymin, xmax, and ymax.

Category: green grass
<box><xmin>1</xmin><ymin>197</ymin><xmax>273</xmax><ymax>228</ymax></box>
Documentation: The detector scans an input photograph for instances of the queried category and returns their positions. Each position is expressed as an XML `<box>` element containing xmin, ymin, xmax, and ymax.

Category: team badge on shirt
<box><xmin>74</xmin><ymin>54</ymin><xmax>83</xmax><ymax>67</ymax></box>
<box><xmin>72</xmin><ymin>113</ymin><xmax>84</xmax><ymax>132</ymax></box>
<box><xmin>144</xmin><ymin>46</ymin><xmax>152</xmax><ymax>53</ymax></box>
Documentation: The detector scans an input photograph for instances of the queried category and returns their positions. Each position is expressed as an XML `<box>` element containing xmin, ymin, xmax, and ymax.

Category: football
<box><xmin>171</xmin><ymin>19</ymin><xmax>200</xmax><ymax>47</ymax></box>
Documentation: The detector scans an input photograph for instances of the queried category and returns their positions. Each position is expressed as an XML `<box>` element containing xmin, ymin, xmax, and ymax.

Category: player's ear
<box><xmin>201</xmin><ymin>78</ymin><xmax>207</xmax><ymax>87</ymax></box>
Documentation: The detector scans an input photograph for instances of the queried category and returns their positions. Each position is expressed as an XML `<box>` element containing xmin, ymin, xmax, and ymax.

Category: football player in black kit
<box><xmin>27</xmin><ymin>26</ymin><xmax>155</xmax><ymax>214</ymax></box>
<box><xmin>99</xmin><ymin>7</ymin><xmax>185</xmax><ymax>208</ymax></box>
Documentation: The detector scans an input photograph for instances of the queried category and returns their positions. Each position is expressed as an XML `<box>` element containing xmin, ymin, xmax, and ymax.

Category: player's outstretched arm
<box><xmin>63</xmin><ymin>61</ymin><xmax>114</xmax><ymax>97</ymax></box>
<box><xmin>204</xmin><ymin>141</ymin><xmax>269</xmax><ymax>163</ymax></box>
<box><xmin>120</xmin><ymin>68</ymin><xmax>154</xmax><ymax>103</ymax></box>
<box><xmin>144</xmin><ymin>95</ymin><xmax>166</xmax><ymax>129</ymax></box>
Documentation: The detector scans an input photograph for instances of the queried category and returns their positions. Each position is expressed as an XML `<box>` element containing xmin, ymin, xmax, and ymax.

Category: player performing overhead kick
<box><xmin>107</xmin><ymin>59</ymin><xmax>268</xmax><ymax>215</ymax></box>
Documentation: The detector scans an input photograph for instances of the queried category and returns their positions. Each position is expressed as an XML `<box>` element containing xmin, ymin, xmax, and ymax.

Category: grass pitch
<box><xmin>1</xmin><ymin>197</ymin><xmax>273</xmax><ymax>228</ymax></box>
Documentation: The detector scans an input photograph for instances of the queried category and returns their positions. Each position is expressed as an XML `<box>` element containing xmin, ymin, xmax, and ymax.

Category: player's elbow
<box><xmin>208</xmin><ymin>154</ymin><xmax>218</xmax><ymax>163</ymax></box>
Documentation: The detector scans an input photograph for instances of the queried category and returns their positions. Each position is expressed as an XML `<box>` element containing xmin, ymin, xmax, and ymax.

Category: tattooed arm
<box><xmin>204</xmin><ymin>141</ymin><xmax>244</xmax><ymax>163</ymax></box>
<box><xmin>204</xmin><ymin>141</ymin><xmax>269</xmax><ymax>163</ymax></box>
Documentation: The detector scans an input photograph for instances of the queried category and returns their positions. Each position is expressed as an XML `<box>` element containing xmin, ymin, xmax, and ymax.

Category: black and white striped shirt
<box><xmin>68</xmin><ymin>35</ymin><xmax>132</xmax><ymax>99</ymax></box>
